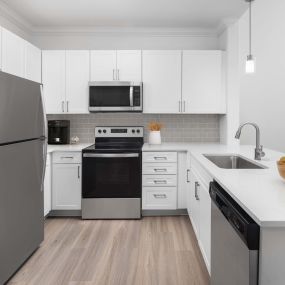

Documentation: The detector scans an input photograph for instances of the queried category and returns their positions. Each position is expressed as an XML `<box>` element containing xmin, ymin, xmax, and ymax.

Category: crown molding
<box><xmin>216</xmin><ymin>18</ymin><xmax>238</xmax><ymax>36</ymax></box>
<box><xmin>31</xmin><ymin>26</ymin><xmax>218</xmax><ymax>37</ymax></box>
<box><xmin>0</xmin><ymin>1</ymin><xmax>33</xmax><ymax>33</ymax></box>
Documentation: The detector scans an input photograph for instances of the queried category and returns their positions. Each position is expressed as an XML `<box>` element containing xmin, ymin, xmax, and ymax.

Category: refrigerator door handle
<box><xmin>40</xmin><ymin>85</ymin><xmax>47</xmax><ymax>192</ymax></box>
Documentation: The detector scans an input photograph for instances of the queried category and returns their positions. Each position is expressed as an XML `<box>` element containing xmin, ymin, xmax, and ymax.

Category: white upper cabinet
<box><xmin>182</xmin><ymin>50</ymin><xmax>225</xmax><ymax>114</ymax></box>
<box><xmin>65</xmin><ymin>50</ymin><xmax>90</xmax><ymax>113</ymax></box>
<box><xmin>116</xmin><ymin>50</ymin><xmax>141</xmax><ymax>81</ymax></box>
<box><xmin>142</xmin><ymin>50</ymin><xmax>181</xmax><ymax>114</ymax></box>
<box><xmin>25</xmin><ymin>41</ymin><xmax>42</xmax><ymax>83</ymax></box>
<box><xmin>2</xmin><ymin>28</ymin><xmax>25</xmax><ymax>78</ymax></box>
<box><xmin>42</xmin><ymin>50</ymin><xmax>90</xmax><ymax>114</ymax></box>
<box><xmin>90</xmin><ymin>50</ymin><xmax>142</xmax><ymax>81</ymax></box>
<box><xmin>90</xmin><ymin>50</ymin><xmax>116</xmax><ymax>81</ymax></box>
<box><xmin>42</xmin><ymin>50</ymin><xmax>66</xmax><ymax>114</ymax></box>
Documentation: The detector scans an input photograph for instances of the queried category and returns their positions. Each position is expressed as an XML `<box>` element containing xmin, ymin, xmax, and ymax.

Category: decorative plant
<box><xmin>148</xmin><ymin>121</ymin><xmax>163</xmax><ymax>132</ymax></box>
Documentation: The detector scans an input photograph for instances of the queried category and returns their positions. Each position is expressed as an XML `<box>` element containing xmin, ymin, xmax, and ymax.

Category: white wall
<box><xmin>219</xmin><ymin>22</ymin><xmax>240</xmax><ymax>145</ymax></box>
<box><xmin>32</xmin><ymin>32</ymin><xmax>219</xmax><ymax>50</ymax></box>
<box><xmin>238</xmin><ymin>0</ymin><xmax>285</xmax><ymax>152</ymax></box>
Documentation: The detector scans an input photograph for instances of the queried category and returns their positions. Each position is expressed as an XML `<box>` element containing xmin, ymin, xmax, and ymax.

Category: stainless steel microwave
<box><xmin>89</xmin><ymin>81</ymin><xmax>143</xmax><ymax>112</ymax></box>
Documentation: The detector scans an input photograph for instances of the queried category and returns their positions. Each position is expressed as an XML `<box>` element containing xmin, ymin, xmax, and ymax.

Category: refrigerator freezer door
<box><xmin>0</xmin><ymin>72</ymin><xmax>45</xmax><ymax>144</ymax></box>
<box><xmin>0</xmin><ymin>139</ymin><xmax>44</xmax><ymax>284</ymax></box>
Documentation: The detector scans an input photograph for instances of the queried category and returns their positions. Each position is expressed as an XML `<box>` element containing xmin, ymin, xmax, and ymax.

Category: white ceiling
<box><xmin>0</xmin><ymin>0</ymin><xmax>247</xmax><ymax>31</ymax></box>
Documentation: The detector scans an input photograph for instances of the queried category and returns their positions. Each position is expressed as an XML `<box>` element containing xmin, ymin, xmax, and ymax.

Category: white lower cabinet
<box><xmin>188</xmin><ymin>156</ymin><xmax>212</xmax><ymax>274</ymax></box>
<box><xmin>44</xmin><ymin>154</ymin><xmax>51</xmax><ymax>216</ymax></box>
<box><xmin>52</xmin><ymin>152</ymin><xmax>81</xmax><ymax>210</ymax></box>
<box><xmin>142</xmin><ymin>151</ymin><xmax>188</xmax><ymax>210</ymax></box>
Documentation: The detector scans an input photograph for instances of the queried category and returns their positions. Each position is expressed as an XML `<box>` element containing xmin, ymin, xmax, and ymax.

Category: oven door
<box><xmin>89</xmin><ymin>81</ymin><xmax>142</xmax><ymax>112</ymax></box>
<box><xmin>82</xmin><ymin>152</ymin><xmax>142</xmax><ymax>198</ymax></box>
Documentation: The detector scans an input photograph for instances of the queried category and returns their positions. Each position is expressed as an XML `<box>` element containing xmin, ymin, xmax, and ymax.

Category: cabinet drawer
<box><xmin>52</xmin><ymin>152</ymin><xmax>81</xmax><ymax>164</ymax></box>
<box><xmin>142</xmin><ymin>187</ymin><xmax>177</xmax><ymax>210</ymax></box>
<box><xmin>142</xmin><ymin>175</ymin><xmax>177</xmax><ymax>187</ymax></box>
<box><xmin>143</xmin><ymin>152</ymin><xmax>177</xmax><ymax>163</ymax></box>
<box><xmin>143</xmin><ymin>163</ymin><xmax>177</xmax><ymax>175</ymax></box>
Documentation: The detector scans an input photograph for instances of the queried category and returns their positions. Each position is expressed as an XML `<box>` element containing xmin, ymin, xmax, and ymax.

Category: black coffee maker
<box><xmin>48</xmin><ymin>120</ymin><xmax>70</xmax><ymax>144</ymax></box>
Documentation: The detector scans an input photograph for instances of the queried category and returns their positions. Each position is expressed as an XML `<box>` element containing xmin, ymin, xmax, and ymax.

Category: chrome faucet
<box><xmin>235</xmin><ymin>122</ymin><xmax>265</xmax><ymax>160</ymax></box>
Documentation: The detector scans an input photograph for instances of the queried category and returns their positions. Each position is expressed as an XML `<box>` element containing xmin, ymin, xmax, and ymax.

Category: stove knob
<box><xmin>103</xmin><ymin>129</ymin><xmax>107</xmax><ymax>133</ymax></box>
<box><xmin>132</xmin><ymin>129</ymin><xmax>135</xmax><ymax>133</ymax></box>
<box><xmin>136</xmin><ymin>129</ymin><xmax>140</xmax><ymax>133</ymax></box>
<box><xmin>98</xmin><ymin>129</ymin><xmax>102</xmax><ymax>134</ymax></box>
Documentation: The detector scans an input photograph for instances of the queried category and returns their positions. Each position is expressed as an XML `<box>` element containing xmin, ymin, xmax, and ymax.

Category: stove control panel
<box><xmin>95</xmin><ymin>126</ymin><xmax>144</xmax><ymax>138</ymax></box>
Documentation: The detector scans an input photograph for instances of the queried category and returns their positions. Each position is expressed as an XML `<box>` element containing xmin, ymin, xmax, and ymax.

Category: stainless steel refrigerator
<box><xmin>0</xmin><ymin>71</ymin><xmax>47</xmax><ymax>284</ymax></box>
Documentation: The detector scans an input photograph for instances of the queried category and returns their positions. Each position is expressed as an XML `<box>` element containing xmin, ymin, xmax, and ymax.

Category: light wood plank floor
<box><xmin>8</xmin><ymin>216</ymin><xmax>209</xmax><ymax>285</ymax></box>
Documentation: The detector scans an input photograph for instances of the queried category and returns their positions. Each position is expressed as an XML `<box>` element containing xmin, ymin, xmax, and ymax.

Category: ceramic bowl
<box><xmin>277</xmin><ymin>162</ymin><xmax>285</xmax><ymax>180</ymax></box>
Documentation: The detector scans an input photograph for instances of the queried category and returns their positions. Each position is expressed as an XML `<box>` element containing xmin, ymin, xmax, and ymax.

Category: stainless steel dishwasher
<box><xmin>209</xmin><ymin>181</ymin><xmax>260</xmax><ymax>285</ymax></box>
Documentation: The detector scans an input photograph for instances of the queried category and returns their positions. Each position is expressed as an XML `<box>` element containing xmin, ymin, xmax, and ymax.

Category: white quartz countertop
<box><xmin>47</xmin><ymin>143</ymin><xmax>90</xmax><ymax>153</ymax></box>
<box><xmin>144</xmin><ymin>142</ymin><xmax>285</xmax><ymax>227</ymax></box>
<box><xmin>48</xmin><ymin>142</ymin><xmax>285</xmax><ymax>227</ymax></box>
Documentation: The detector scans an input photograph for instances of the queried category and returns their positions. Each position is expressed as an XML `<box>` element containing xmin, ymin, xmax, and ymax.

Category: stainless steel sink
<box><xmin>203</xmin><ymin>154</ymin><xmax>266</xmax><ymax>169</ymax></box>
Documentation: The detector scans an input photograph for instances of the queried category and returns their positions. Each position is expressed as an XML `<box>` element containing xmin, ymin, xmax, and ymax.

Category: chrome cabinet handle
<box><xmin>179</xmin><ymin>101</ymin><xmax>181</xmax><ymax>112</ymax></box>
<box><xmin>113</xmin><ymin>69</ymin><xmax>115</xmax><ymax>80</ymax></box>
<box><xmin>66</xmin><ymin>101</ymin><xmax>69</xmax><ymax>113</ymax></box>
<box><xmin>78</xmin><ymin>165</ymin><xmax>80</xmax><ymax>179</ymax></box>
<box><xmin>61</xmin><ymin>156</ymin><xmax>74</xmax><ymax>159</ymax></box>
<box><xmin>154</xmin><ymin>156</ymin><xmax>167</xmax><ymax>160</ymax></box>
<box><xmin>117</xmin><ymin>69</ymin><xmax>120</xmax><ymax>80</ymax></box>
<box><xmin>183</xmin><ymin>101</ymin><xmax>186</xmax><ymax>112</ymax></box>
<box><xmin>187</xmin><ymin>169</ymin><xmax>190</xmax><ymax>183</ymax></box>
<box><xmin>154</xmin><ymin>168</ymin><xmax>167</xmax><ymax>172</ymax></box>
<box><xmin>195</xmin><ymin>181</ymin><xmax>200</xmax><ymax>200</ymax></box>
<box><xmin>153</xmin><ymin>194</ymin><xmax>167</xmax><ymax>199</ymax></box>
<box><xmin>61</xmin><ymin>101</ymin><xmax>64</xmax><ymax>112</ymax></box>
<box><xmin>154</xmin><ymin>180</ymin><xmax>167</xmax><ymax>184</ymax></box>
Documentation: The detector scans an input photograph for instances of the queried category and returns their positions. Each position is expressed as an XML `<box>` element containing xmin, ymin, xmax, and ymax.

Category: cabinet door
<box><xmin>177</xmin><ymin>152</ymin><xmax>187</xmax><ymax>209</ymax></box>
<box><xmin>142</xmin><ymin>50</ymin><xmax>181</xmax><ymax>113</ymax></box>
<box><xmin>182</xmin><ymin>50</ymin><xmax>225</xmax><ymax>113</ymax></box>
<box><xmin>116</xmin><ymin>50</ymin><xmax>141</xmax><ymax>81</ymax></box>
<box><xmin>66</xmin><ymin>50</ymin><xmax>89</xmax><ymax>113</ymax></box>
<box><xmin>189</xmin><ymin>170</ymin><xmax>200</xmax><ymax>238</ymax></box>
<box><xmin>44</xmin><ymin>161</ymin><xmax>51</xmax><ymax>216</ymax></box>
<box><xmin>2</xmin><ymin>28</ymin><xmax>25</xmax><ymax>78</ymax></box>
<box><xmin>90</xmin><ymin>50</ymin><xmax>116</xmax><ymax>81</ymax></box>
<box><xmin>52</xmin><ymin>163</ymin><xmax>81</xmax><ymax>210</ymax></box>
<box><xmin>42</xmin><ymin>50</ymin><xmax>65</xmax><ymax>114</ymax></box>
<box><xmin>199</xmin><ymin>181</ymin><xmax>211</xmax><ymax>270</ymax></box>
<box><xmin>25</xmin><ymin>41</ymin><xmax>41</xmax><ymax>83</ymax></box>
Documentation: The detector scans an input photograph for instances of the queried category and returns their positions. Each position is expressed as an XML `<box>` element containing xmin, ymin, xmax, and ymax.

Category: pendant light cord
<box><xmin>249</xmin><ymin>0</ymin><xmax>252</xmax><ymax>55</ymax></box>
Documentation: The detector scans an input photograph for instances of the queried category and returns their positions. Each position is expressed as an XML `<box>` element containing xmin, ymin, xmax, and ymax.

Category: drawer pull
<box><xmin>61</xmin><ymin>156</ymin><xmax>74</xmax><ymax>159</ymax></box>
<box><xmin>153</xmin><ymin>194</ymin><xmax>167</xmax><ymax>199</ymax></box>
<box><xmin>154</xmin><ymin>156</ymin><xmax>167</xmax><ymax>160</ymax></box>
<box><xmin>154</xmin><ymin>168</ymin><xmax>167</xmax><ymax>172</ymax></box>
<box><xmin>154</xmin><ymin>180</ymin><xmax>167</xmax><ymax>184</ymax></box>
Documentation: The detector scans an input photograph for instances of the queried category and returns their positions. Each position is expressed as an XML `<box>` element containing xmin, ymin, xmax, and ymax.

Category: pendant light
<box><xmin>245</xmin><ymin>0</ymin><xmax>255</xmax><ymax>74</ymax></box>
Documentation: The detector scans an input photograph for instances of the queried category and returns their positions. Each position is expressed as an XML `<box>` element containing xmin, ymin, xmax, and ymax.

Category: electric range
<box><xmin>81</xmin><ymin>126</ymin><xmax>144</xmax><ymax>219</ymax></box>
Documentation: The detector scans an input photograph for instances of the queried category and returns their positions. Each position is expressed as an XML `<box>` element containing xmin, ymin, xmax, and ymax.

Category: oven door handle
<box><xmin>83</xmin><ymin>153</ymin><xmax>139</xmax><ymax>158</ymax></box>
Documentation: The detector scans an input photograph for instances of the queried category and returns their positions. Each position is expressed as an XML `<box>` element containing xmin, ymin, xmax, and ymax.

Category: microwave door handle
<box><xmin>130</xmin><ymin>86</ymin><xmax>134</xmax><ymax>107</ymax></box>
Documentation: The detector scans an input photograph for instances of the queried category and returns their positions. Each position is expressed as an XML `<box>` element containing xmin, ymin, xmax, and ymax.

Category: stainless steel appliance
<box><xmin>0</xmin><ymin>72</ymin><xmax>46</xmax><ymax>284</ymax></box>
<box><xmin>48</xmin><ymin>120</ymin><xmax>70</xmax><ymax>144</ymax></box>
<box><xmin>209</xmin><ymin>181</ymin><xmax>260</xmax><ymax>285</ymax></box>
<box><xmin>82</xmin><ymin>126</ymin><xmax>143</xmax><ymax>219</ymax></box>
<box><xmin>89</xmin><ymin>81</ymin><xmax>143</xmax><ymax>112</ymax></box>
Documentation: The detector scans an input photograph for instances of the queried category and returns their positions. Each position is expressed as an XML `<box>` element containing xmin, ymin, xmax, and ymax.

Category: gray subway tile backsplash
<box><xmin>47</xmin><ymin>113</ymin><xmax>220</xmax><ymax>144</ymax></box>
